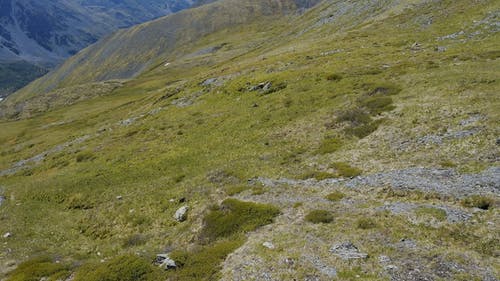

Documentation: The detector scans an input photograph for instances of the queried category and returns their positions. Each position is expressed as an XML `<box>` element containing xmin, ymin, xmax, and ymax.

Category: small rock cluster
<box><xmin>155</xmin><ymin>254</ymin><xmax>176</xmax><ymax>269</ymax></box>
<box><xmin>249</xmin><ymin>82</ymin><xmax>272</xmax><ymax>92</ymax></box>
<box><xmin>330</xmin><ymin>241</ymin><xmax>368</xmax><ymax>260</ymax></box>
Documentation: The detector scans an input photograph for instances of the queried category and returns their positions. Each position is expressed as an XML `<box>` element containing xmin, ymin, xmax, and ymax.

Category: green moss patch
<box><xmin>199</xmin><ymin>199</ymin><xmax>280</xmax><ymax>243</ymax></box>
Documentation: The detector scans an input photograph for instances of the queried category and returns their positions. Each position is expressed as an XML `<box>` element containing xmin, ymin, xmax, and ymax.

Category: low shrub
<box><xmin>251</xmin><ymin>187</ymin><xmax>267</xmax><ymax>195</ymax></box>
<box><xmin>168</xmin><ymin>239</ymin><xmax>243</xmax><ymax>281</ymax></box>
<box><xmin>330</xmin><ymin>162</ymin><xmax>362</xmax><ymax>178</ymax></box>
<box><xmin>6</xmin><ymin>256</ymin><xmax>70</xmax><ymax>281</ymax></box>
<box><xmin>461</xmin><ymin>196</ymin><xmax>494</xmax><ymax>210</ymax></box>
<box><xmin>367</xmin><ymin>84</ymin><xmax>401</xmax><ymax>96</ymax></box>
<box><xmin>123</xmin><ymin>234</ymin><xmax>148</xmax><ymax>248</ymax></box>
<box><xmin>356</xmin><ymin>218</ymin><xmax>378</xmax><ymax>229</ymax></box>
<box><xmin>359</xmin><ymin>96</ymin><xmax>395</xmax><ymax>115</ymax></box>
<box><xmin>326</xmin><ymin>73</ymin><xmax>343</xmax><ymax>81</ymax></box>
<box><xmin>74</xmin><ymin>254</ymin><xmax>163</xmax><ymax>281</ymax></box>
<box><xmin>300</xmin><ymin>171</ymin><xmax>335</xmax><ymax>181</ymax></box>
<box><xmin>225</xmin><ymin>185</ymin><xmax>249</xmax><ymax>196</ymax></box>
<box><xmin>66</xmin><ymin>193</ymin><xmax>94</xmax><ymax>210</ymax></box>
<box><xmin>76</xmin><ymin>151</ymin><xmax>96</xmax><ymax>162</ymax></box>
<box><xmin>474</xmin><ymin>237</ymin><xmax>499</xmax><ymax>257</ymax></box>
<box><xmin>440</xmin><ymin>160</ymin><xmax>457</xmax><ymax>168</ymax></box>
<box><xmin>325</xmin><ymin>191</ymin><xmax>345</xmax><ymax>202</ymax></box>
<box><xmin>336</xmin><ymin>108</ymin><xmax>371</xmax><ymax>125</ymax></box>
<box><xmin>316</xmin><ymin>138</ymin><xmax>343</xmax><ymax>154</ymax></box>
<box><xmin>305</xmin><ymin>210</ymin><xmax>334</xmax><ymax>223</ymax></box>
<box><xmin>344</xmin><ymin>120</ymin><xmax>382</xmax><ymax>138</ymax></box>
<box><xmin>199</xmin><ymin>199</ymin><xmax>280</xmax><ymax>243</ymax></box>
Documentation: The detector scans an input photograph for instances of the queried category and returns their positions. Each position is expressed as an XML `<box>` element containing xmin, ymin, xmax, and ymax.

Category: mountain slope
<box><xmin>0</xmin><ymin>0</ymin><xmax>200</xmax><ymax>98</ymax></box>
<box><xmin>0</xmin><ymin>0</ymin><xmax>499</xmax><ymax>280</ymax></box>
<box><xmin>8</xmin><ymin>0</ymin><xmax>322</xmax><ymax>102</ymax></box>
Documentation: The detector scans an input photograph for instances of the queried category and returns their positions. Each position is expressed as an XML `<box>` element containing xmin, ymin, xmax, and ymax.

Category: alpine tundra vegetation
<box><xmin>0</xmin><ymin>0</ymin><xmax>499</xmax><ymax>280</ymax></box>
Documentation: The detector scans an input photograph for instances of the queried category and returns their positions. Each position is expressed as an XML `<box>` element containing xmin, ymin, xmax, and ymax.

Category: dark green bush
<box><xmin>305</xmin><ymin>210</ymin><xmax>334</xmax><ymax>223</ymax></box>
<box><xmin>6</xmin><ymin>256</ymin><xmax>70</xmax><ymax>281</ymax></box>
<box><xmin>74</xmin><ymin>254</ymin><xmax>163</xmax><ymax>281</ymax></box>
<box><xmin>325</xmin><ymin>191</ymin><xmax>345</xmax><ymax>201</ymax></box>
<box><xmin>199</xmin><ymin>199</ymin><xmax>280</xmax><ymax>243</ymax></box>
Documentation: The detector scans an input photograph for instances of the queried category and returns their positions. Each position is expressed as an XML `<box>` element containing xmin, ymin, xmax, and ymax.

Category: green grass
<box><xmin>316</xmin><ymin>137</ymin><xmax>343</xmax><ymax>154</ymax></box>
<box><xmin>0</xmin><ymin>0</ymin><xmax>499</xmax><ymax>279</ymax></box>
<box><xmin>415</xmin><ymin>207</ymin><xmax>447</xmax><ymax>221</ymax></box>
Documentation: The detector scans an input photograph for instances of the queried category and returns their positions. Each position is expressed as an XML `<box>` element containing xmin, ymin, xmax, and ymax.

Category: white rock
<box><xmin>262</xmin><ymin>241</ymin><xmax>275</xmax><ymax>249</ymax></box>
<box><xmin>155</xmin><ymin>254</ymin><xmax>176</xmax><ymax>269</ymax></box>
<box><xmin>3</xmin><ymin>232</ymin><xmax>12</xmax><ymax>238</ymax></box>
<box><xmin>174</xmin><ymin>205</ymin><xmax>189</xmax><ymax>222</ymax></box>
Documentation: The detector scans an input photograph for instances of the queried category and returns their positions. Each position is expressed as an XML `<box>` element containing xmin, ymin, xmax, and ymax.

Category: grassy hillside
<box><xmin>0</xmin><ymin>0</ymin><xmax>499</xmax><ymax>280</ymax></box>
<box><xmin>6</xmin><ymin>0</ymin><xmax>322</xmax><ymax>106</ymax></box>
